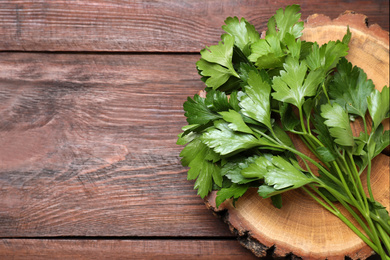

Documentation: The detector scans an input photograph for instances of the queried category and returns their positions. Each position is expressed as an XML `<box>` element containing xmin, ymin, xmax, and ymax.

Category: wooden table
<box><xmin>0</xmin><ymin>1</ymin><xmax>388</xmax><ymax>259</ymax></box>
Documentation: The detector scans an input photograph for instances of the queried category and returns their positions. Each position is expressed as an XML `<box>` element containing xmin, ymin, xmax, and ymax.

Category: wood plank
<box><xmin>0</xmin><ymin>53</ymin><xmax>234</xmax><ymax>237</ymax></box>
<box><xmin>0</xmin><ymin>0</ymin><xmax>388</xmax><ymax>52</ymax></box>
<box><xmin>0</xmin><ymin>239</ymin><xmax>259</xmax><ymax>259</ymax></box>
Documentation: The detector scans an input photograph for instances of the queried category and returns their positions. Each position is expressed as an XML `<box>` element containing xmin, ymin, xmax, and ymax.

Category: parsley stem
<box><xmin>282</xmin><ymin>145</ymin><xmax>341</xmax><ymax>186</ymax></box>
<box><xmin>377</xmin><ymin>223</ymin><xmax>390</xmax><ymax>256</ymax></box>
<box><xmin>332</xmin><ymin>157</ymin><xmax>361</xmax><ymax>207</ymax></box>
<box><xmin>313</xmin><ymin>184</ymin><xmax>386</xmax><ymax>255</ymax></box>
<box><xmin>362</xmin><ymin>115</ymin><xmax>368</xmax><ymax>135</ymax></box>
<box><xmin>269</xmin><ymin>127</ymin><xmax>283</xmax><ymax>145</ymax></box>
<box><xmin>366</xmin><ymin>157</ymin><xmax>374</xmax><ymax>200</ymax></box>
<box><xmin>316</xmin><ymin>179</ymin><xmax>388</xmax><ymax>257</ymax></box>
<box><xmin>307</xmin><ymin>184</ymin><xmax>338</xmax><ymax>212</ymax></box>
<box><xmin>307</xmin><ymin>133</ymin><xmax>325</xmax><ymax>148</ymax></box>
<box><xmin>342</xmin><ymin>154</ymin><xmax>367</xmax><ymax>210</ymax></box>
<box><xmin>298</xmin><ymin>106</ymin><xmax>307</xmax><ymax>134</ymax></box>
<box><xmin>302</xmin><ymin>186</ymin><xmax>378</xmax><ymax>252</ymax></box>
<box><xmin>302</xmin><ymin>186</ymin><xmax>336</xmax><ymax>214</ymax></box>
<box><xmin>371</xmin><ymin>212</ymin><xmax>390</xmax><ymax>234</ymax></box>
<box><xmin>323</xmin><ymin>184</ymin><xmax>376</xmax><ymax>242</ymax></box>
<box><xmin>299</xmin><ymin>136</ymin><xmax>321</xmax><ymax>175</ymax></box>
<box><xmin>257</xmin><ymin>126</ymin><xmax>386</xmax><ymax>254</ymax></box>
<box><xmin>361</xmin><ymin>205</ymin><xmax>384</xmax><ymax>257</ymax></box>
<box><xmin>328</xmin><ymin>157</ymin><xmax>384</xmax><ymax>252</ymax></box>
<box><xmin>344</xmin><ymin>152</ymin><xmax>375</xmax><ymax>236</ymax></box>
<box><xmin>288</xmin><ymin>129</ymin><xmax>305</xmax><ymax>135</ymax></box>
<box><xmin>299</xmin><ymin>135</ymin><xmax>336</xmax><ymax>182</ymax></box>
<box><xmin>321</xmin><ymin>82</ymin><xmax>331</xmax><ymax>105</ymax></box>
<box><xmin>251</xmin><ymin>128</ymin><xmax>280</xmax><ymax>147</ymax></box>
<box><xmin>282</xmin><ymin>121</ymin><xmax>387</xmax><ymax>255</ymax></box>
<box><xmin>312</xmin><ymin>183</ymin><xmax>371</xmax><ymax>235</ymax></box>
<box><xmin>301</xmin><ymin>133</ymin><xmax>331</xmax><ymax>170</ymax></box>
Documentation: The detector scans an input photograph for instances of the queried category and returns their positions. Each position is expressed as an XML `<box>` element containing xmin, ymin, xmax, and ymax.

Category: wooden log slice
<box><xmin>204</xmin><ymin>12</ymin><xmax>389</xmax><ymax>260</ymax></box>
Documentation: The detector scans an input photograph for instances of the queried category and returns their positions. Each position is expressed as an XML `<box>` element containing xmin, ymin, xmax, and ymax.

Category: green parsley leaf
<box><xmin>228</xmin><ymin>91</ymin><xmax>240</xmax><ymax>111</ymax></box>
<box><xmin>180</xmin><ymin>138</ymin><xmax>219</xmax><ymax>167</ymax></box>
<box><xmin>219</xmin><ymin>109</ymin><xmax>253</xmax><ymax>134</ymax></box>
<box><xmin>240</xmin><ymin>156</ymin><xmax>272</xmax><ymax>179</ymax></box>
<box><xmin>221</xmin><ymin>155</ymin><xmax>258</xmax><ymax>176</ymax></box>
<box><xmin>272</xmin><ymin>57</ymin><xmax>323</xmax><ymax>108</ymax></box>
<box><xmin>279</xmin><ymin>102</ymin><xmax>300</xmax><ymax>131</ymax></box>
<box><xmin>201</xmin><ymin>120</ymin><xmax>264</xmax><ymax>156</ymax></box>
<box><xmin>180</xmin><ymin>138</ymin><xmax>222</xmax><ymax>198</ymax></box>
<box><xmin>320</xmin><ymin>103</ymin><xmax>354</xmax><ymax>147</ymax></box>
<box><xmin>374</xmin><ymin>129</ymin><xmax>389</xmax><ymax>157</ymax></box>
<box><xmin>183</xmin><ymin>94</ymin><xmax>221</xmax><ymax>125</ymax></box>
<box><xmin>258</xmin><ymin>156</ymin><xmax>314</xmax><ymax>198</ymax></box>
<box><xmin>299</xmin><ymin>41</ymin><xmax>314</xmax><ymax>60</ymax></box>
<box><xmin>342</xmin><ymin>26</ymin><xmax>352</xmax><ymax>45</ymax></box>
<box><xmin>248</xmin><ymin>5</ymin><xmax>303</xmax><ymax>70</ymax></box>
<box><xmin>197</xmin><ymin>34</ymin><xmax>240</xmax><ymax>89</ymax></box>
<box><xmin>258</xmin><ymin>185</ymin><xmax>278</xmax><ymax>198</ymax></box>
<box><xmin>200</xmin><ymin>34</ymin><xmax>239</xmax><ymax>76</ymax></box>
<box><xmin>248</xmin><ymin>35</ymin><xmax>285</xmax><ymax>69</ymax></box>
<box><xmin>271</xmin><ymin>4</ymin><xmax>304</xmax><ymax>40</ymax></box>
<box><xmin>329</xmin><ymin>58</ymin><xmax>375</xmax><ymax>118</ymax></box>
<box><xmin>176</xmin><ymin>125</ymin><xmax>200</xmax><ymax>145</ymax></box>
<box><xmin>239</xmin><ymin>70</ymin><xmax>272</xmax><ymax>129</ymax></box>
<box><xmin>222</xmin><ymin>17</ymin><xmax>260</xmax><ymax>54</ymax></box>
<box><xmin>216</xmin><ymin>75</ymin><xmax>242</xmax><ymax>93</ymax></box>
<box><xmin>272</xmin><ymin>124</ymin><xmax>294</xmax><ymax>147</ymax></box>
<box><xmin>196</xmin><ymin>59</ymin><xmax>233</xmax><ymax>89</ymax></box>
<box><xmin>216</xmin><ymin>183</ymin><xmax>250</xmax><ymax>208</ymax></box>
<box><xmin>265</xmin><ymin>156</ymin><xmax>314</xmax><ymax>190</ymax></box>
<box><xmin>367</xmin><ymin>86</ymin><xmax>389</xmax><ymax>130</ymax></box>
<box><xmin>312</xmin><ymin>113</ymin><xmax>338</xmax><ymax>157</ymax></box>
<box><xmin>316</xmin><ymin>146</ymin><xmax>337</xmax><ymax>162</ymax></box>
<box><xmin>368</xmin><ymin>124</ymin><xmax>390</xmax><ymax>158</ymax></box>
<box><xmin>237</xmin><ymin>63</ymin><xmax>272</xmax><ymax>93</ymax></box>
<box><xmin>305</xmin><ymin>37</ymin><xmax>349</xmax><ymax>73</ymax></box>
<box><xmin>284</xmin><ymin>32</ymin><xmax>302</xmax><ymax>59</ymax></box>
<box><xmin>205</xmin><ymin>90</ymin><xmax>231</xmax><ymax>112</ymax></box>
<box><xmin>193</xmin><ymin>160</ymin><xmax>222</xmax><ymax>198</ymax></box>
<box><xmin>368</xmin><ymin>200</ymin><xmax>390</xmax><ymax>228</ymax></box>
<box><xmin>271</xmin><ymin>194</ymin><xmax>283</xmax><ymax>209</ymax></box>
<box><xmin>221</xmin><ymin>155</ymin><xmax>260</xmax><ymax>184</ymax></box>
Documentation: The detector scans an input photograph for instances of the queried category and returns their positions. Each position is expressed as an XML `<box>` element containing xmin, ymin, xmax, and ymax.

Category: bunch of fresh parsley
<box><xmin>177</xmin><ymin>5</ymin><xmax>390</xmax><ymax>258</ymax></box>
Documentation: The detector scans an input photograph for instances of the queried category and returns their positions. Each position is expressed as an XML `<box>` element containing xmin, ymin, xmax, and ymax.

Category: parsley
<box><xmin>178</xmin><ymin>5</ymin><xmax>390</xmax><ymax>258</ymax></box>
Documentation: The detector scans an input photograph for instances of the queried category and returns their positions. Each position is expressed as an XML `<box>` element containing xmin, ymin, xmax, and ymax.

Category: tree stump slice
<box><xmin>204</xmin><ymin>12</ymin><xmax>389</xmax><ymax>260</ymax></box>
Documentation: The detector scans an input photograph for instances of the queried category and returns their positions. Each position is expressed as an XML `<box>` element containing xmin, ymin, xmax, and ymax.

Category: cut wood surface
<box><xmin>0</xmin><ymin>0</ymin><xmax>388</xmax><ymax>52</ymax></box>
<box><xmin>206</xmin><ymin>155</ymin><xmax>389</xmax><ymax>259</ymax></box>
<box><xmin>205</xmin><ymin>12</ymin><xmax>390</xmax><ymax>260</ymax></box>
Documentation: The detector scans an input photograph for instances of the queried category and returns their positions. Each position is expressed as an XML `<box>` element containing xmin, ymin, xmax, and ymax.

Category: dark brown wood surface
<box><xmin>0</xmin><ymin>1</ymin><xmax>389</xmax><ymax>259</ymax></box>
<box><xmin>0</xmin><ymin>53</ymin><xmax>231</xmax><ymax>237</ymax></box>
<box><xmin>0</xmin><ymin>0</ymin><xmax>388</xmax><ymax>52</ymax></box>
<box><xmin>0</xmin><ymin>239</ymin><xmax>258</xmax><ymax>259</ymax></box>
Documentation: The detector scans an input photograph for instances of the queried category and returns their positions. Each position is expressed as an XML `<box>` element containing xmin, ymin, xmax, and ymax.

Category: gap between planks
<box><xmin>0</xmin><ymin>50</ymin><xmax>200</xmax><ymax>55</ymax></box>
<box><xmin>0</xmin><ymin>236</ymin><xmax>236</xmax><ymax>241</ymax></box>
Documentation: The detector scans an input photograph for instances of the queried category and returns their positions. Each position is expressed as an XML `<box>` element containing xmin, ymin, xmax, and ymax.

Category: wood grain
<box><xmin>0</xmin><ymin>239</ymin><xmax>258</xmax><ymax>259</ymax></box>
<box><xmin>0</xmin><ymin>0</ymin><xmax>388</xmax><ymax>52</ymax></box>
<box><xmin>0</xmin><ymin>53</ymin><xmax>235</xmax><ymax>237</ymax></box>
